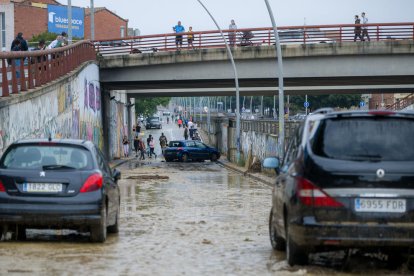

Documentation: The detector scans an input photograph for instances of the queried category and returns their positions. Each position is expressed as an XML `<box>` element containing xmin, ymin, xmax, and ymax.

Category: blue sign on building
<box><xmin>48</xmin><ymin>4</ymin><xmax>84</xmax><ymax>38</ymax></box>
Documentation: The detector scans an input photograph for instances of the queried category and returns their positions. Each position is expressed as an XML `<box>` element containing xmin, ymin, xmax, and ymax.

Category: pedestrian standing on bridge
<box><xmin>187</xmin><ymin>26</ymin><xmax>195</xmax><ymax>49</ymax></box>
<box><xmin>173</xmin><ymin>21</ymin><xmax>185</xmax><ymax>50</ymax></box>
<box><xmin>229</xmin><ymin>20</ymin><xmax>237</xmax><ymax>47</ymax></box>
<box><xmin>361</xmin><ymin>12</ymin><xmax>370</xmax><ymax>41</ymax></box>
<box><xmin>177</xmin><ymin>118</ymin><xmax>183</xmax><ymax>128</ymax></box>
<box><xmin>354</xmin><ymin>15</ymin><xmax>362</xmax><ymax>42</ymax></box>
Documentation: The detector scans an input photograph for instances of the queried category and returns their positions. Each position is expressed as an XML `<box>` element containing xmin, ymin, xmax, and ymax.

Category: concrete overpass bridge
<box><xmin>96</xmin><ymin>22</ymin><xmax>414</xmax><ymax>96</ymax></box>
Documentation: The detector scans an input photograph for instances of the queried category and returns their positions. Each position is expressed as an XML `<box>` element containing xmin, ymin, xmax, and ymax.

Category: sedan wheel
<box><xmin>90</xmin><ymin>201</ymin><xmax>107</xmax><ymax>242</ymax></box>
<box><xmin>210</xmin><ymin>153</ymin><xmax>218</xmax><ymax>162</ymax></box>
<box><xmin>269</xmin><ymin>209</ymin><xmax>285</xmax><ymax>251</ymax></box>
<box><xmin>182</xmin><ymin>153</ymin><xmax>189</xmax><ymax>162</ymax></box>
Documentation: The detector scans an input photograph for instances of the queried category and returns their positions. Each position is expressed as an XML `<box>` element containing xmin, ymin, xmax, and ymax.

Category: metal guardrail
<box><xmin>93</xmin><ymin>22</ymin><xmax>414</xmax><ymax>56</ymax></box>
<box><xmin>0</xmin><ymin>41</ymin><xmax>96</xmax><ymax>97</ymax></box>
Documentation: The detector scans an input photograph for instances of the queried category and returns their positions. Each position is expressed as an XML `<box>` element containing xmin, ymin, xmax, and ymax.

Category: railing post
<box><xmin>1</xmin><ymin>58</ymin><xmax>9</xmax><ymax>97</ymax></box>
<box><xmin>412</xmin><ymin>24</ymin><xmax>414</xmax><ymax>40</ymax></box>
<box><xmin>377</xmin><ymin>25</ymin><xmax>380</xmax><ymax>41</ymax></box>
<box><xmin>303</xmin><ymin>28</ymin><xmax>306</xmax><ymax>44</ymax></box>
<box><xmin>199</xmin><ymin>33</ymin><xmax>202</xmax><ymax>48</ymax></box>
<box><xmin>20</xmin><ymin>57</ymin><xmax>27</xmax><ymax>91</ymax></box>
<box><xmin>28</xmin><ymin>56</ymin><xmax>34</xmax><ymax>89</ymax></box>
<box><xmin>164</xmin><ymin>35</ymin><xmax>167</xmax><ymax>51</ymax></box>
<box><xmin>268</xmin><ymin>30</ymin><xmax>271</xmax><ymax>45</ymax></box>
<box><xmin>339</xmin><ymin>26</ymin><xmax>342</xmax><ymax>43</ymax></box>
<box><xmin>11</xmin><ymin>59</ymin><xmax>18</xmax><ymax>94</ymax></box>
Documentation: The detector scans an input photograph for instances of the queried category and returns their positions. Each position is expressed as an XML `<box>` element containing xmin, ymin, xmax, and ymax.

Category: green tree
<box><xmin>289</xmin><ymin>94</ymin><xmax>362</xmax><ymax>114</ymax></box>
<box><xmin>134</xmin><ymin>97</ymin><xmax>170</xmax><ymax>117</ymax></box>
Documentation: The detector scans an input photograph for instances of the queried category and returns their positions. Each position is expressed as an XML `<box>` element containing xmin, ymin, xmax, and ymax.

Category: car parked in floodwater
<box><xmin>164</xmin><ymin>140</ymin><xmax>220</xmax><ymax>162</ymax></box>
<box><xmin>0</xmin><ymin>139</ymin><xmax>121</xmax><ymax>242</ymax></box>
<box><xmin>264</xmin><ymin>110</ymin><xmax>414</xmax><ymax>267</ymax></box>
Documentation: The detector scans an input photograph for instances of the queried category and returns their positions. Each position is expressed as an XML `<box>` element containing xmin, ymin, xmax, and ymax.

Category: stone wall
<box><xmin>0</xmin><ymin>62</ymin><xmax>103</xmax><ymax>156</ymax></box>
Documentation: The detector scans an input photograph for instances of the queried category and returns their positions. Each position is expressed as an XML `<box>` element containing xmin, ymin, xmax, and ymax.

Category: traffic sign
<box><xmin>304</xmin><ymin>101</ymin><xmax>310</xmax><ymax>108</ymax></box>
<box><xmin>360</xmin><ymin>101</ymin><xmax>365</xmax><ymax>107</ymax></box>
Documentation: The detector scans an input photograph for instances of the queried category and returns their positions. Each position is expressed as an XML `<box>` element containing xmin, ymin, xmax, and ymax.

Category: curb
<box><xmin>217</xmin><ymin>160</ymin><xmax>274</xmax><ymax>187</ymax></box>
<box><xmin>110</xmin><ymin>157</ymin><xmax>135</xmax><ymax>169</ymax></box>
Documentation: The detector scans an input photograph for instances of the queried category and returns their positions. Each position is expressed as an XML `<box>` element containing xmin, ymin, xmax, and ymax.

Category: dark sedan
<box><xmin>0</xmin><ymin>139</ymin><xmax>121</xmax><ymax>242</ymax></box>
<box><xmin>164</xmin><ymin>140</ymin><xmax>220</xmax><ymax>162</ymax></box>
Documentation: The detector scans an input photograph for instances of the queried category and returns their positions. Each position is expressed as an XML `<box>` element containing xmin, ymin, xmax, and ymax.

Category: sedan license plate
<box><xmin>355</xmin><ymin>198</ymin><xmax>406</xmax><ymax>213</ymax></box>
<box><xmin>23</xmin><ymin>183</ymin><xmax>63</xmax><ymax>193</ymax></box>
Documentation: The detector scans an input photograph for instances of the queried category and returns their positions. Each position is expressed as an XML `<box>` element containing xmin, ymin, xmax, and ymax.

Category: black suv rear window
<box><xmin>0</xmin><ymin>144</ymin><xmax>93</xmax><ymax>170</ymax></box>
<box><xmin>311</xmin><ymin>117</ymin><xmax>414</xmax><ymax>161</ymax></box>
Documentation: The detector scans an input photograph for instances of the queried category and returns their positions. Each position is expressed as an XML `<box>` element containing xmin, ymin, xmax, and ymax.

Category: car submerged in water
<box><xmin>164</xmin><ymin>140</ymin><xmax>220</xmax><ymax>162</ymax></box>
<box><xmin>0</xmin><ymin>139</ymin><xmax>121</xmax><ymax>242</ymax></box>
<box><xmin>264</xmin><ymin>110</ymin><xmax>414</xmax><ymax>267</ymax></box>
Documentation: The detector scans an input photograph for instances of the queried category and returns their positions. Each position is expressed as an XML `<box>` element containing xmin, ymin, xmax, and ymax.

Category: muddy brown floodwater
<box><xmin>0</xmin><ymin>122</ymin><xmax>412</xmax><ymax>275</ymax></box>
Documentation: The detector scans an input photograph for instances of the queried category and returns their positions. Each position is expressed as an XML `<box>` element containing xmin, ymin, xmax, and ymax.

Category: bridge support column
<box><xmin>101</xmin><ymin>85</ymin><xmax>111</xmax><ymax>160</ymax></box>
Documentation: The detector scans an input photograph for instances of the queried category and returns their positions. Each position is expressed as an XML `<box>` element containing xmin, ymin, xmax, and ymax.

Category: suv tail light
<box><xmin>80</xmin><ymin>173</ymin><xmax>103</xmax><ymax>193</ymax></box>
<box><xmin>296</xmin><ymin>177</ymin><xmax>342</xmax><ymax>207</ymax></box>
<box><xmin>177</xmin><ymin>147</ymin><xmax>183</xmax><ymax>151</ymax></box>
<box><xmin>0</xmin><ymin>180</ymin><xmax>5</xmax><ymax>192</ymax></box>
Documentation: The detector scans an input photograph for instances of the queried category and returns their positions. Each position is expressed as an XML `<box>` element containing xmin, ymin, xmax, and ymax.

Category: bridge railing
<box><xmin>387</xmin><ymin>93</ymin><xmax>414</xmax><ymax>111</ymax></box>
<box><xmin>94</xmin><ymin>22</ymin><xmax>414</xmax><ymax>56</ymax></box>
<box><xmin>0</xmin><ymin>41</ymin><xmax>96</xmax><ymax>97</ymax></box>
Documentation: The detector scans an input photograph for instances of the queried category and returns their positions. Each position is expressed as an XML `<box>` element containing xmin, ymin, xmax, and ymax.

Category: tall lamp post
<box><xmin>68</xmin><ymin>0</ymin><xmax>72</xmax><ymax>44</ymax></box>
<box><xmin>90</xmin><ymin>0</ymin><xmax>95</xmax><ymax>40</ymax></box>
<box><xmin>196</xmin><ymin>0</ymin><xmax>241</xmax><ymax>162</ymax></box>
<box><xmin>264</xmin><ymin>0</ymin><xmax>285</xmax><ymax>160</ymax></box>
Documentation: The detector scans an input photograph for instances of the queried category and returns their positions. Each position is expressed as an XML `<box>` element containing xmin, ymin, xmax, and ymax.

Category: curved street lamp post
<box><xmin>196</xmin><ymin>0</ymin><xmax>241</xmax><ymax>162</ymax></box>
<box><xmin>264</xmin><ymin>0</ymin><xmax>285</xmax><ymax>160</ymax></box>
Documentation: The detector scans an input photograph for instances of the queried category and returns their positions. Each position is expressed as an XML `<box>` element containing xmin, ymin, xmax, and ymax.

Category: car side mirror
<box><xmin>113</xmin><ymin>169</ymin><xmax>121</xmax><ymax>181</ymax></box>
<box><xmin>263</xmin><ymin>157</ymin><xmax>280</xmax><ymax>175</ymax></box>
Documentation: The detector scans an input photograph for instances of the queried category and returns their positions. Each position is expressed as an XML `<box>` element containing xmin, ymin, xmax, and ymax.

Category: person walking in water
<box><xmin>159</xmin><ymin>133</ymin><xmax>168</xmax><ymax>155</ymax></box>
<box><xmin>122</xmin><ymin>135</ymin><xmax>130</xmax><ymax>157</ymax></box>
<box><xmin>184</xmin><ymin>126</ymin><xmax>189</xmax><ymax>140</ymax></box>
<box><xmin>138</xmin><ymin>138</ymin><xmax>146</xmax><ymax>160</ymax></box>
<box><xmin>149</xmin><ymin>137</ymin><xmax>157</xmax><ymax>158</ymax></box>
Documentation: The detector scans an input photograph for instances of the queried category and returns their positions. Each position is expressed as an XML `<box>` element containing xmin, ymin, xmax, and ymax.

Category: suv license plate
<box><xmin>23</xmin><ymin>183</ymin><xmax>63</xmax><ymax>193</ymax></box>
<box><xmin>355</xmin><ymin>198</ymin><xmax>406</xmax><ymax>213</ymax></box>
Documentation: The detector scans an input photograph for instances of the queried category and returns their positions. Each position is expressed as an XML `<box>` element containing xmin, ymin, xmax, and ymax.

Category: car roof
<box><xmin>313</xmin><ymin>110</ymin><xmax>414</xmax><ymax>120</ymax></box>
<box><xmin>12</xmin><ymin>138</ymin><xmax>94</xmax><ymax>149</ymax></box>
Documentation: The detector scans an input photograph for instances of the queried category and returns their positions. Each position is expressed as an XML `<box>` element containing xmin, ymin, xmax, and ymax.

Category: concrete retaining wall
<box><xmin>201</xmin><ymin>116</ymin><xmax>297</xmax><ymax>167</ymax></box>
<box><xmin>0</xmin><ymin>62</ymin><xmax>103</xmax><ymax>155</ymax></box>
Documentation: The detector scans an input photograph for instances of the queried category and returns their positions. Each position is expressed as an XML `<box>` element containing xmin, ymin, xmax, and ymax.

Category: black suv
<box><xmin>264</xmin><ymin>110</ymin><xmax>414</xmax><ymax>266</ymax></box>
<box><xmin>145</xmin><ymin>117</ymin><xmax>162</xmax><ymax>129</ymax></box>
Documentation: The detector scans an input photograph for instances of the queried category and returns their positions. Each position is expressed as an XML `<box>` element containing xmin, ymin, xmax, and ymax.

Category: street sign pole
<box><xmin>90</xmin><ymin>0</ymin><xmax>95</xmax><ymax>40</ymax></box>
<box><xmin>305</xmin><ymin>94</ymin><xmax>308</xmax><ymax>115</ymax></box>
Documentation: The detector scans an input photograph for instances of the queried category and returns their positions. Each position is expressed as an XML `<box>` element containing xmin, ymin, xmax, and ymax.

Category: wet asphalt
<box><xmin>0</xmin><ymin>119</ymin><xmax>412</xmax><ymax>275</ymax></box>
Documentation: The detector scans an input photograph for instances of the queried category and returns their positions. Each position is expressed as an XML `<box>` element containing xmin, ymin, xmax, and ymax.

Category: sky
<box><xmin>67</xmin><ymin>0</ymin><xmax>413</xmax><ymax>35</ymax></box>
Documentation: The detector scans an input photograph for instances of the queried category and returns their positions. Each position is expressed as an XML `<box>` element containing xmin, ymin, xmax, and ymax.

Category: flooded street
<box><xmin>0</xmin><ymin>121</ymin><xmax>412</xmax><ymax>275</ymax></box>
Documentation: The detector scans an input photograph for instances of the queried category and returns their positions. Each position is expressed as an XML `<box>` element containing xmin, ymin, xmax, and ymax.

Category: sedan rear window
<box><xmin>0</xmin><ymin>144</ymin><xmax>93</xmax><ymax>170</ymax></box>
<box><xmin>311</xmin><ymin>117</ymin><xmax>414</xmax><ymax>161</ymax></box>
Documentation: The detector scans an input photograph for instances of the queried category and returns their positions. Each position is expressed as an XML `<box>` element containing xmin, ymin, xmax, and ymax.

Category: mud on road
<box><xmin>0</xmin><ymin>158</ymin><xmax>412</xmax><ymax>275</ymax></box>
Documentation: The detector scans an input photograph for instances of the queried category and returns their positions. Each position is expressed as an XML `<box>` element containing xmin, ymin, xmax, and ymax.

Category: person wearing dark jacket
<box><xmin>11</xmin><ymin>32</ymin><xmax>28</xmax><ymax>51</ymax></box>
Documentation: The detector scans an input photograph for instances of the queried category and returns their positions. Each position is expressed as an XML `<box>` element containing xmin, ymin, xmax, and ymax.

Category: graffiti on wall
<box><xmin>0</xmin><ymin>63</ymin><xmax>104</xmax><ymax>152</ymax></box>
